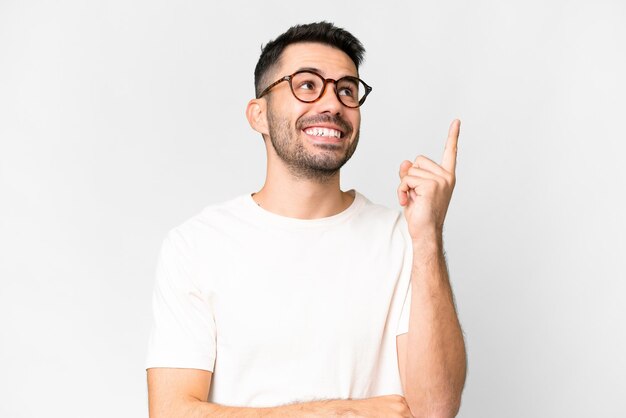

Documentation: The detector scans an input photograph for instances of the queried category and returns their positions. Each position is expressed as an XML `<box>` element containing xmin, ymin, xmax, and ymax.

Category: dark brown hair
<box><xmin>254</xmin><ymin>21</ymin><xmax>366</xmax><ymax>98</ymax></box>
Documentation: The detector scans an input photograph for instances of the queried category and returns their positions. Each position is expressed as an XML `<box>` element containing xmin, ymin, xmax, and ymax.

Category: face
<box><xmin>262</xmin><ymin>43</ymin><xmax>362</xmax><ymax>182</ymax></box>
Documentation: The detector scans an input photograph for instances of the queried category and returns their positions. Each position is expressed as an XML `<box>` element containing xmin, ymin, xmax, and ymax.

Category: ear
<box><xmin>246</xmin><ymin>98</ymin><xmax>269</xmax><ymax>136</ymax></box>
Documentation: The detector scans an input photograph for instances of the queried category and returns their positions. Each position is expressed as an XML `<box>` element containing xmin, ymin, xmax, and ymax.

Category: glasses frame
<box><xmin>257</xmin><ymin>70</ymin><xmax>373</xmax><ymax>108</ymax></box>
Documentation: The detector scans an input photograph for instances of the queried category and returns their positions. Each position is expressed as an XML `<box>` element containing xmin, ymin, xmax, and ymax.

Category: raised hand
<box><xmin>397</xmin><ymin>119</ymin><xmax>460</xmax><ymax>239</ymax></box>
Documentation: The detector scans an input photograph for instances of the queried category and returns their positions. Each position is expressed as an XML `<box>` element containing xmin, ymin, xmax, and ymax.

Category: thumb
<box><xmin>399</xmin><ymin>160</ymin><xmax>412</xmax><ymax>179</ymax></box>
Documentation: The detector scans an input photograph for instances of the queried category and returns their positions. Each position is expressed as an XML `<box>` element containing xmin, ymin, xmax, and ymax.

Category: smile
<box><xmin>302</xmin><ymin>127</ymin><xmax>344</xmax><ymax>143</ymax></box>
<box><xmin>303</xmin><ymin>127</ymin><xmax>343</xmax><ymax>138</ymax></box>
<box><xmin>302</xmin><ymin>129</ymin><xmax>344</xmax><ymax>144</ymax></box>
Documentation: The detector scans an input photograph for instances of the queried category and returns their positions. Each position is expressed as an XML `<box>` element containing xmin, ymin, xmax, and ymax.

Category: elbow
<box><xmin>408</xmin><ymin>406</ymin><xmax>461</xmax><ymax>418</ymax></box>
<box><xmin>404</xmin><ymin>369</ymin><xmax>466</xmax><ymax>418</ymax></box>
<box><xmin>406</xmin><ymin>396</ymin><xmax>462</xmax><ymax>418</ymax></box>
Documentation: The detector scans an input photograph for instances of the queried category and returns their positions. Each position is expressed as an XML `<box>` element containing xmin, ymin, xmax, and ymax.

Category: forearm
<box><xmin>405</xmin><ymin>232</ymin><xmax>467</xmax><ymax>417</ymax></box>
<box><xmin>167</xmin><ymin>398</ymin><xmax>357</xmax><ymax>418</ymax></box>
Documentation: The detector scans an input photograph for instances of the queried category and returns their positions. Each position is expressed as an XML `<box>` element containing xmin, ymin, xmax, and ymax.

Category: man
<box><xmin>146</xmin><ymin>21</ymin><xmax>466</xmax><ymax>417</ymax></box>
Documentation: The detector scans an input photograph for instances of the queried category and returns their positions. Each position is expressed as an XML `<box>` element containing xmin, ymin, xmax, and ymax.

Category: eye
<box><xmin>337</xmin><ymin>79</ymin><xmax>359</xmax><ymax>97</ymax></box>
<box><xmin>338</xmin><ymin>86</ymin><xmax>355</xmax><ymax>97</ymax></box>
<box><xmin>294</xmin><ymin>77</ymin><xmax>320</xmax><ymax>91</ymax></box>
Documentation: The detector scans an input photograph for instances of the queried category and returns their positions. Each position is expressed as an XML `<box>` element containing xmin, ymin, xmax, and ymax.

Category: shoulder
<box><xmin>164</xmin><ymin>193</ymin><xmax>249</xmax><ymax>251</ymax></box>
<box><xmin>352</xmin><ymin>190</ymin><xmax>411</xmax><ymax>242</ymax></box>
<box><xmin>355</xmin><ymin>190</ymin><xmax>406</xmax><ymax>227</ymax></box>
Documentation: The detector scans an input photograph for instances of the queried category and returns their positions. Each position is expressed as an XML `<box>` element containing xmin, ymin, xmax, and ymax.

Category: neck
<box><xmin>252</xmin><ymin>161</ymin><xmax>354</xmax><ymax>220</ymax></box>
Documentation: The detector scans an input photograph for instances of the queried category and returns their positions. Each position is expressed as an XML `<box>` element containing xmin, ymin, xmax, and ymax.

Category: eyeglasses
<box><xmin>257</xmin><ymin>70</ymin><xmax>373</xmax><ymax>108</ymax></box>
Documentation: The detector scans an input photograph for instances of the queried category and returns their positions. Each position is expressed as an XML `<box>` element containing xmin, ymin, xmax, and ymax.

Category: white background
<box><xmin>1</xmin><ymin>0</ymin><xmax>625</xmax><ymax>417</ymax></box>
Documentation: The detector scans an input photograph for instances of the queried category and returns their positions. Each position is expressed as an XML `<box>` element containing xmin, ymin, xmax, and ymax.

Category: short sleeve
<box><xmin>396</xmin><ymin>280</ymin><xmax>412</xmax><ymax>335</ymax></box>
<box><xmin>396</xmin><ymin>214</ymin><xmax>413</xmax><ymax>336</ymax></box>
<box><xmin>145</xmin><ymin>229</ymin><xmax>217</xmax><ymax>372</ymax></box>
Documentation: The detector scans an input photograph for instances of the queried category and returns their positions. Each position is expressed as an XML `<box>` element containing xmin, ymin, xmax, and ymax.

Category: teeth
<box><xmin>304</xmin><ymin>127</ymin><xmax>342</xmax><ymax>138</ymax></box>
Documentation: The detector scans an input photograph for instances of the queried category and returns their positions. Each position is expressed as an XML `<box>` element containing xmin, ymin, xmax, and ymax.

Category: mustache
<box><xmin>296</xmin><ymin>114</ymin><xmax>353</xmax><ymax>135</ymax></box>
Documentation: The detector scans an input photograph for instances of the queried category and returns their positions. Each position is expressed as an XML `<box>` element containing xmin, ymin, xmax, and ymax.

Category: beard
<box><xmin>266</xmin><ymin>109</ymin><xmax>360</xmax><ymax>183</ymax></box>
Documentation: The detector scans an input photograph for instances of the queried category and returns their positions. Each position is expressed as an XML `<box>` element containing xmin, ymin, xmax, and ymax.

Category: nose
<box><xmin>316</xmin><ymin>80</ymin><xmax>344</xmax><ymax>115</ymax></box>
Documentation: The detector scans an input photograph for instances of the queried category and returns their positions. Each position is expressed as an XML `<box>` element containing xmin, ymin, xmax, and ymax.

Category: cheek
<box><xmin>293</xmin><ymin>108</ymin><xmax>314</xmax><ymax>130</ymax></box>
<box><xmin>350</xmin><ymin>112</ymin><xmax>361</xmax><ymax>132</ymax></box>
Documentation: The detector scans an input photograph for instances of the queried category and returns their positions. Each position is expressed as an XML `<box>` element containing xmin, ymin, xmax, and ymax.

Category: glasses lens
<box><xmin>290</xmin><ymin>72</ymin><xmax>369</xmax><ymax>107</ymax></box>
<box><xmin>291</xmin><ymin>72</ymin><xmax>325</xmax><ymax>102</ymax></box>
<box><xmin>336</xmin><ymin>77</ymin><xmax>367</xmax><ymax>107</ymax></box>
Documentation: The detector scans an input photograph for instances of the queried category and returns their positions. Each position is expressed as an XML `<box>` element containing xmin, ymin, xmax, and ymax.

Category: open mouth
<box><xmin>302</xmin><ymin>126</ymin><xmax>344</xmax><ymax>143</ymax></box>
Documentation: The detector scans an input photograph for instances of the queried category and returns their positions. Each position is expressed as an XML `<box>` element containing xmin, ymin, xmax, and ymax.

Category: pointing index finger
<box><xmin>442</xmin><ymin>119</ymin><xmax>460</xmax><ymax>173</ymax></box>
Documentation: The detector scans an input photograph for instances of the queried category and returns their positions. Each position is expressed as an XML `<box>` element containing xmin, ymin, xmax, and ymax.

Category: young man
<box><xmin>146</xmin><ymin>22</ymin><xmax>466</xmax><ymax>417</ymax></box>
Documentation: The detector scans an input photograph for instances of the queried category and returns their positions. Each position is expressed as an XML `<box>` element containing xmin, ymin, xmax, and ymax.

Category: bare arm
<box><xmin>396</xmin><ymin>119</ymin><xmax>467</xmax><ymax>417</ymax></box>
<box><xmin>396</xmin><ymin>234</ymin><xmax>467</xmax><ymax>418</ymax></box>
<box><xmin>147</xmin><ymin>368</ymin><xmax>414</xmax><ymax>418</ymax></box>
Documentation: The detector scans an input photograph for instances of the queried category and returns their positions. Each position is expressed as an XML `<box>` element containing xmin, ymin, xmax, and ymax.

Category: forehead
<box><xmin>277</xmin><ymin>42</ymin><xmax>358</xmax><ymax>78</ymax></box>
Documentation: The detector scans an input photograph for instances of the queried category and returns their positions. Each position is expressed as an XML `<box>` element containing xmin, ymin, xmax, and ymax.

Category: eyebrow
<box><xmin>295</xmin><ymin>67</ymin><xmax>358</xmax><ymax>79</ymax></box>
<box><xmin>297</xmin><ymin>66</ymin><xmax>324</xmax><ymax>75</ymax></box>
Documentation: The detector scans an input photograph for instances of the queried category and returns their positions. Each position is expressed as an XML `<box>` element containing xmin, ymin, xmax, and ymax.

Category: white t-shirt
<box><xmin>145</xmin><ymin>189</ymin><xmax>414</xmax><ymax>407</ymax></box>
